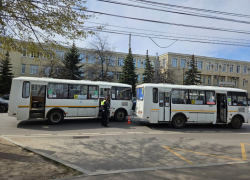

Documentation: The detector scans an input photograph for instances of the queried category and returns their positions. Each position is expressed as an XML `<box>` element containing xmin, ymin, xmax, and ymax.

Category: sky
<box><xmin>74</xmin><ymin>0</ymin><xmax>250</xmax><ymax>61</ymax></box>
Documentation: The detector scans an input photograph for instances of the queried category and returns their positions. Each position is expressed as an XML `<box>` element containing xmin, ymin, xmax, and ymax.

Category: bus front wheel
<box><xmin>47</xmin><ymin>110</ymin><xmax>64</xmax><ymax>125</ymax></box>
<box><xmin>172</xmin><ymin>115</ymin><xmax>186</xmax><ymax>129</ymax></box>
<box><xmin>114</xmin><ymin>109</ymin><xmax>126</xmax><ymax>122</ymax></box>
<box><xmin>230</xmin><ymin>116</ymin><xmax>242</xmax><ymax>129</ymax></box>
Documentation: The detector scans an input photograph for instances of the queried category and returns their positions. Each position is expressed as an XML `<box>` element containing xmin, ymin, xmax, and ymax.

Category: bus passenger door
<box><xmin>17</xmin><ymin>81</ymin><xmax>31</xmax><ymax>120</ymax></box>
<box><xmin>159</xmin><ymin>91</ymin><xmax>170</xmax><ymax>121</ymax></box>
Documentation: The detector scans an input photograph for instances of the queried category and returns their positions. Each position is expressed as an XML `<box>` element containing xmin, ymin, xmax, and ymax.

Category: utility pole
<box><xmin>129</xmin><ymin>34</ymin><xmax>131</xmax><ymax>52</ymax></box>
<box><xmin>155</xmin><ymin>53</ymin><xmax>159</xmax><ymax>83</ymax></box>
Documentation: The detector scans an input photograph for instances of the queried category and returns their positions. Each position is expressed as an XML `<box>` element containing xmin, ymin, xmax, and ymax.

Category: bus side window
<box><xmin>159</xmin><ymin>92</ymin><xmax>164</xmax><ymax>107</ymax></box>
<box><xmin>165</xmin><ymin>92</ymin><xmax>169</xmax><ymax>107</ymax></box>
<box><xmin>153</xmin><ymin>88</ymin><xmax>158</xmax><ymax>103</ymax></box>
<box><xmin>22</xmin><ymin>82</ymin><xmax>30</xmax><ymax>98</ymax></box>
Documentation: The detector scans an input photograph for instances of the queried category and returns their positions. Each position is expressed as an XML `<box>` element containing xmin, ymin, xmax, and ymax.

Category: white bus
<box><xmin>136</xmin><ymin>84</ymin><xmax>249</xmax><ymax>129</ymax></box>
<box><xmin>8</xmin><ymin>77</ymin><xmax>133</xmax><ymax>124</ymax></box>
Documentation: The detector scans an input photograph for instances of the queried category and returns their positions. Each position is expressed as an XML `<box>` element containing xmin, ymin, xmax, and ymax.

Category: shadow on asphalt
<box><xmin>16</xmin><ymin>117</ymin><xmax>250</xmax><ymax>133</ymax></box>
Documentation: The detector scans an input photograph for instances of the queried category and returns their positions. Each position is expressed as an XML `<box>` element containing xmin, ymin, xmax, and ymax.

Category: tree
<box><xmin>0</xmin><ymin>51</ymin><xmax>13</xmax><ymax>94</ymax></box>
<box><xmin>60</xmin><ymin>43</ymin><xmax>84</xmax><ymax>80</ymax></box>
<box><xmin>142</xmin><ymin>50</ymin><xmax>154</xmax><ymax>83</ymax></box>
<box><xmin>39</xmin><ymin>59</ymin><xmax>61</xmax><ymax>78</ymax></box>
<box><xmin>119</xmin><ymin>49</ymin><xmax>137</xmax><ymax>96</ymax></box>
<box><xmin>184</xmin><ymin>54</ymin><xmax>201</xmax><ymax>85</ymax></box>
<box><xmin>158</xmin><ymin>65</ymin><xmax>177</xmax><ymax>84</ymax></box>
<box><xmin>0</xmin><ymin>0</ymin><xmax>97</xmax><ymax>59</ymax></box>
<box><xmin>86</xmin><ymin>34</ymin><xmax>117</xmax><ymax>81</ymax></box>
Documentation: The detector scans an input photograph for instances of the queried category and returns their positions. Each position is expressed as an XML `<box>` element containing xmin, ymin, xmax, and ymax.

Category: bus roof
<box><xmin>13</xmin><ymin>77</ymin><xmax>131</xmax><ymax>87</ymax></box>
<box><xmin>136</xmin><ymin>83</ymin><xmax>247</xmax><ymax>92</ymax></box>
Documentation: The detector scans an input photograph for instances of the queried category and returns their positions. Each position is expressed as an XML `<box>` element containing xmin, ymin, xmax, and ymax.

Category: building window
<box><xmin>88</xmin><ymin>70</ymin><xmax>95</xmax><ymax>79</ymax></box>
<box><xmin>44</xmin><ymin>66</ymin><xmax>51</xmax><ymax>76</ymax></box>
<box><xmin>143</xmin><ymin>60</ymin><xmax>146</xmax><ymax>68</ymax></box>
<box><xmin>151</xmin><ymin>61</ymin><xmax>155</xmax><ymax>68</ymax></box>
<box><xmin>98</xmin><ymin>56</ymin><xmax>105</xmax><ymax>65</ymax></box>
<box><xmin>221</xmin><ymin>64</ymin><xmax>227</xmax><ymax>72</ymax></box>
<box><xmin>172</xmin><ymin>58</ymin><xmax>177</xmax><ymax>67</ymax></box>
<box><xmin>118</xmin><ymin>58</ymin><xmax>124</xmax><ymax>66</ymax></box>
<box><xmin>107</xmin><ymin>57</ymin><xmax>115</xmax><ymax>66</ymax></box>
<box><xmin>197</xmin><ymin>61</ymin><xmax>203</xmax><ymax>70</ymax></box>
<box><xmin>229</xmin><ymin>65</ymin><xmax>234</xmax><ymax>73</ymax></box>
<box><xmin>79</xmin><ymin>53</ymin><xmax>86</xmax><ymax>63</ymax></box>
<box><xmin>22</xmin><ymin>48</ymin><xmax>27</xmax><ymax>57</ymax></box>
<box><xmin>80</xmin><ymin>69</ymin><xmax>84</xmax><ymax>77</ymax></box>
<box><xmin>56</xmin><ymin>50</ymin><xmax>64</xmax><ymax>60</ymax></box>
<box><xmin>208</xmin><ymin>77</ymin><xmax>210</xmax><ymax>85</ymax></box>
<box><xmin>203</xmin><ymin>76</ymin><xmax>205</xmax><ymax>85</ymax></box>
<box><xmin>205</xmin><ymin>62</ymin><xmax>211</xmax><ymax>71</ymax></box>
<box><xmin>133</xmin><ymin>59</ymin><xmax>137</xmax><ymax>67</ymax></box>
<box><xmin>180</xmin><ymin>59</ymin><xmax>186</xmax><ymax>68</ymax></box>
<box><xmin>88</xmin><ymin>54</ymin><xmax>96</xmax><ymax>64</ymax></box>
<box><xmin>243</xmin><ymin>79</ymin><xmax>245</xmax><ymax>87</ymax></box>
<box><xmin>137</xmin><ymin>73</ymin><xmax>140</xmax><ymax>82</ymax></box>
<box><xmin>235</xmin><ymin>79</ymin><xmax>237</xmax><ymax>86</ymax></box>
<box><xmin>21</xmin><ymin>64</ymin><xmax>25</xmax><ymax>74</ymax></box>
<box><xmin>236</xmin><ymin>65</ymin><xmax>241</xmax><ymax>73</ymax></box>
<box><xmin>138</xmin><ymin>59</ymin><xmax>141</xmax><ymax>68</ymax></box>
<box><xmin>54</xmin><ymin>67</ymin><xmax>59</xmax><ymax>75</ymax></box>
<box><xmin>214</xmin><ymin>63</ymin><xmax>218</xmax><ymax>71</ymax></box>
<box><xmin>30</xmin><ymin>65</ymin><xmax>39</xmax><ymax>75</ymax></box>
<box><xmin>243</xmin><ymin>66</ymin><xmax>247</xmax><ymax>74</ymax></box>
<box><xmin>117</xmin><ymin>72</ymin><xmax>122</xmax><ymax>80</ymax></box>
<box><xmin>221</xmin><ymin>77</ymin><xmax>224</xmax><ymax>82</ymax></box>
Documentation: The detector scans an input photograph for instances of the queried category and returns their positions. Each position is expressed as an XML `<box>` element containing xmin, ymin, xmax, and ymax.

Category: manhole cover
<box><xmin>72</xmin><ymin>136</ymin><xmax>90</xmax><ymax>139</ymax></box>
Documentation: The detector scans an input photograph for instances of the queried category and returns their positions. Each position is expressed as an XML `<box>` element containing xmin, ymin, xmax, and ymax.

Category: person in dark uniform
<box><xmin>101</xmin><ymin>97</ymin><xmax>108</xmax><ymax>127</ymax></box>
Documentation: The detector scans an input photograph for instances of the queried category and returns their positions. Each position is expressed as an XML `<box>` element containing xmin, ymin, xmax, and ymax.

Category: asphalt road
<box><xmin>1</xmin><ymin>113</ymin><xmax>250</xmax><ymax>179</ymax></box>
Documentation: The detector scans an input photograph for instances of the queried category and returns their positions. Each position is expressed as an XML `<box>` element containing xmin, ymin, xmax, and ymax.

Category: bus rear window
<box><xmin>137</xmin><ymin>88</ymin><xmax>144</xmax><ymax>100</ymax></box>
<box><xmin>111</xmin><ymin>87</ymin><xmax>132</xmax><ymax>100</ymax></box>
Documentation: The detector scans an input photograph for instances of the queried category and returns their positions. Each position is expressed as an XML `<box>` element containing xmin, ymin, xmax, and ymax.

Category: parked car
<box><xmin>1</xmin><ymin>94</ymin><xmax>10</xmax><ymax>100</ymax></box>
<box><xmin>0</xmin><ymin>97</ymin><xmax>8</xmax><ymax>113</ymax></box>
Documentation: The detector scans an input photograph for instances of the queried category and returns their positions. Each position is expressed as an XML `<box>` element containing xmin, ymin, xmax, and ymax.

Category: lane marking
<box><xmin>241</xmin><ymin>143</ymin><xmax>250</xmax><ymax>161</ymax></box>
<box><xmin>164</xmin><ymin>146</ymin><xmax>244</xmax><ymax>161</ymax></box>
<box><xmin>163</xmin><ymin>146</ymin><xmax>193</xmax><ymax>165</ymax></box>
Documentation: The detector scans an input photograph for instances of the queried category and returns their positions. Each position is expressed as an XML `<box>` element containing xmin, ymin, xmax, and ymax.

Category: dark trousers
<box><xmin>102</xmin><ymin>110</ymin><xmax>107</xmax><ymax>126</ymax></box>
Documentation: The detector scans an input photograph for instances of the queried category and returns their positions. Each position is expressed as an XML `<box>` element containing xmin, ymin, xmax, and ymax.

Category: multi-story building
<box><xmin>2</xmin><ymin>48</ymin><xmax>250</xmax><ymax>94</ymax></box>
<box><xmin>159</xmin><ymin>52</ymin><xmax>250</xmax><ymax>92</ymax></box>
<box><xmin>3</xmin><ymin>47</ymin><xmax>156</xmax><ymax>84</ymax></box>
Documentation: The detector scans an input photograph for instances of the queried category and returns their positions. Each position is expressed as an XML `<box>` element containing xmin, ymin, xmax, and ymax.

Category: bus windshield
<box><xmin>111</xmin><ymin>87</ymin><xmax>132</xmax><ymax>100</ymax></box>
<box><xmin>137</xmin><ymin>88</ymin><xmax>144</xmax><ymax>100</ymax></box>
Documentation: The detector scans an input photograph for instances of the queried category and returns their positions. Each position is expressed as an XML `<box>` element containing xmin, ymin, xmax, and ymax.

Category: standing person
<box><xmin>101</xmin><ymin>97</ymin><xmax>108</xmax><ymax>127</ymax></box>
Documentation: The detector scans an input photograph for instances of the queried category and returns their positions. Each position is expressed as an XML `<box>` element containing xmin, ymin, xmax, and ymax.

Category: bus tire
<box><xmin>0</xmin><ymin>105</ymin><xmax>6</xmax><ymax>113</ymax></box>
<box><xmin>230</xmin><ymin>116</ymin><xmax>242</xmax><ymax>129</ymax></box>
<box><xmin>47</xmin><ymin>110</ymin><xmax>64</xmax><ymax>125</ymax></box>
<box><xmin>172</xmin><ymin>115</ymin><xmax>186</xmax><ymax>129</ymax></box>
<box><xmin>114</xmin><ymin>109</ymin><xmax>126</xmax><ymax>122</ymax></box>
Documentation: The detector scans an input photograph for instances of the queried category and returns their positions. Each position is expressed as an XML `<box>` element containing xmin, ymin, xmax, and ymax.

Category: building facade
<box><xmin>159</xmin><ymin>52</ymin><xmax>250</xmax><ymax>92</ymax></box>
<box><xmin>2</xmin><ymin>48</ymin><xmax>250</xmax><ymax>93</ymax></box>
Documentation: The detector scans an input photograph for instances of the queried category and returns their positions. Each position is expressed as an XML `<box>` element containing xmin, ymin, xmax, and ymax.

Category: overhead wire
<box><xmin>96</xmin><ymin>0</ymin><xmax>250</xmax><ymax>24</ymax></box>
<box><xmin>128</xmin><ymin>0</ymin><xmax>250</xmax><ymax>18</ymax></box>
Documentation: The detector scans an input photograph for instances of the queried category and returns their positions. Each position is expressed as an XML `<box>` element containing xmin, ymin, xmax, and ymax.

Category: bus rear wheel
<box><xmin>230</xmin><ymin>116</ymin><xmax>242</xmax><ymax>129</ymax></box>
<box><xmin>47</xmin><ymin>110</ymin><xmax>64</xmax><ymax>125</ymax></box>
<box><xmin>172</xmin><ymin>115</ymin><xmax>186</xmax><ymax>129</ymax></box>
<box><xmin>114</xmin><ymin>109</ymin><xmax>126</xmax><ymax>122</ymax></box>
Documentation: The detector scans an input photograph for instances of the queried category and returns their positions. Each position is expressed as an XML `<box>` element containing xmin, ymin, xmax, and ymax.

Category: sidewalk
<box><xmin>0</xmin><ymin>137</ymin><xmax>82</xmax><ymax>180</ymax></box>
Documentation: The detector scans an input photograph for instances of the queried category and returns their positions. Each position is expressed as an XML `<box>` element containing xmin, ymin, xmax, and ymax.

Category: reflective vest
<box><xmin>101</xmin><ymin>100</ymin><xmax>106</xmax><ymax>105</ymax></box>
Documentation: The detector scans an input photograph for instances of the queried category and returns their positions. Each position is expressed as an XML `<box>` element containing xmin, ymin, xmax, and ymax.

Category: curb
<box><xmin>0</xmin><ymin>136</ymin><xmax>92</xmax><ymax>176</ymax></box>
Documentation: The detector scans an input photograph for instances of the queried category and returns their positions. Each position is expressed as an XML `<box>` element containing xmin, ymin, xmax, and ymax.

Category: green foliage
<box><xmin>119</xmin><ymin>49</ymin><xmax>137</xmax><ymax>96</ymax></box>
<box><xmin>0</xmin><ymin>51</ymin><xmax>13</xmax><ymax>94</ymax></box>
<box><xmin>184</xmin><ymin>54</ymin><xmax>201</xmax><ymax>85</ymax></box>
<box><xmin>142</xmin><ymin>51</ymin><xmax>154</xmax><ymax>83</ymax></box>
<box><xmin>60</xmin><ymin>43</ymin><xmax>84</xmax><ymax>80</ymax></box>
<box><xmin>0</xmin><ymin>0</ymin><xmax>97</xmax><ymax>59</ymax></box>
